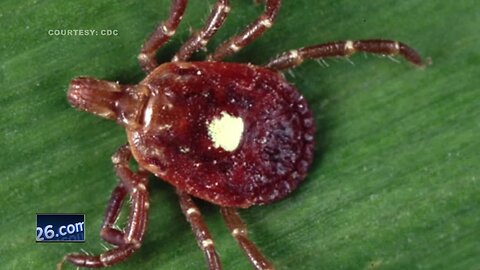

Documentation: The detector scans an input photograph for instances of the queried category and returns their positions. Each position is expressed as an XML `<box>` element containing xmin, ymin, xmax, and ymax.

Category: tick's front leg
<box><xmin>57</xmin><ymin>145</ymin><xmax>149</xmax><ymax>269</ymax></box>
<box><xmin>173</xmin><ymin>0</ymin><xmax>230</xmax><ymax>62</ymax></box>
<box><xmin>138</xmin><ymin>0</ymin><xmax>188</xmax><ymax>72</ymax></box>
<box><xmin>207</xmin><ymin>0</ymin><xmax>280</xmax><ymax>61</ymax></box>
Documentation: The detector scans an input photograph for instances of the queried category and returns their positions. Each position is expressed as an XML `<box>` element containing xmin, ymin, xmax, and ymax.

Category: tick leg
<box><xmin>265</xmin><ymin>39</ymin><xmax>425</xmax><ymax>70</ymax></box>
<box><xmin>99</xmin><ymin>146</ymin><xmax>150</xmax><ymax>246</ymax></box>
<box><xmin>177</xmin><ymin>190</ymin><xmax>222</xmax><ymax>270</ymax></box>
<box><xmin>207</xmin><ymin>0</ymin><xmax>281</xmax><ymax>61</ymax></box>
<box><xmin>173</xmin><ymin>0</ymin><xmax>230</xmax><ymax>62</ymax></box>
<box><xmin>57</xmin><ymin>145</ymin><xmax>149</xmax><ymax>269</ymax></box>
<box><xmin>99</xmin><ymin>184</ymin><xmax>128</xmax><ymax>246</ymax></box>
<box><xmin>220</xmin><ymin>207</ymin><xmax>275</xmax><ymax>270</ymax></box>
<box><xmin>139</xmin><ymin>0</ymin><xmax>188</xmax><ymax>72</ymax></box>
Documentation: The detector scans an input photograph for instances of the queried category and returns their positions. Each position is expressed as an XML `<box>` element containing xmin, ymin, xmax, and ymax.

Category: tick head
<box><xmin>67</xmin><ymin>77</ymin><xmax>122</xmax><ymax>120</ymax></box>
<box><xmin>67</xmin><ymin>77</ymin><xmax>149</xmax><ymax>128</ymax></box>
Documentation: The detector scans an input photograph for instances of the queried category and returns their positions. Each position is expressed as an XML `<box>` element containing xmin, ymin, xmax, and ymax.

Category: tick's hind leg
<box><xmin>207</xmin><ymin>0</ymin><xmax>281</xmax><ymax>61</ymax></box>
<box><xmin>177</xmin><ymin>190</ymin><xmax>222</xmax><ymax>270</ymax></box>
<box><xmin>173</xmin><ymin>0</ymin><xmax>230</xmax><ymax>62</ymax></box>
<box><xmin>57</xmin><ymin>145</ymin><xmax>149</xmax><ymax>269</ymax></box>
<box><xmin>265</xmin><ymin>39</ymin><xmax>425</xmax><ymax>70</ymax></box>
<box><xmin>139</xmin><ymin>0</ymin><xmax>188</xmax><ymax>72</ymax></box>
<box><xmin>220</xmin><ymin>207</ymin><xmax>275</xmax><ymax>270</ymax></box>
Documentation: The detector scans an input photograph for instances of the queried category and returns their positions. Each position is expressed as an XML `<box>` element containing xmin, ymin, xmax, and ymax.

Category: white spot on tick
<box><xmin>138</xmin><ymin>183</ymin><xmax>146</xmax><ymax>190</ymax></box>
<box><xmin>394</xmin><ymin>41</ymin><xmax>400</xmax><ymax>52</ymax></box>
<box><xmin>232</xmin><ymin>228</ymin><xmax>246</xmax><ymax>236</ymax></box>
<box><xmin>260</xmin><ymin>18</ymin><xmax>273</xmax><ymax>28</ymax></box>
<box><xmin>161</xmin><ymin>24</ymin><xmax>175</xmax><ymax>36</ymax></box>
<box><xmin>111</xmin><ymin>155</ymin><xmax>121</xmax><ymax>164</ymax></box>
<box><xmin>202</xmin><ymin>239</ymin><xmax>214</xmax><ymax>248</ymax></box>
<box><xmin>179</xmin><ymin>146</ymin><xmax>190</xmax><ymax>153</ymax></box>
<box><xmin>199</xmin><ymin>37</ymin><xmax>208</xmax><ymax>46</ymax></box>
<box><xmin>207</xmin><ymin>111</ymin><xmax>244</xmax><ymax>152</ymax></box>
<box><xmin>229</xmin><ymin>43</ymin><xmax>240</xmax><ymax>52</ymax></box>
<box><xmin>345</xmin><ymin>40</ymin><xmax>355</xmax><ymax>54</ymax></box>
<box><xmin>186</xmin><ymin>208</ymin><xmax>199</xmax><ymax>216</ymax></box>
<box><xmin>100</xmin><ymin>254</ymin><xmax>108</xmax><ymax>266</ymax></box>
<box><xmin>138</xmin><ymin>53</ymin><xmax>148</xmax><ymax>62</ymax></box>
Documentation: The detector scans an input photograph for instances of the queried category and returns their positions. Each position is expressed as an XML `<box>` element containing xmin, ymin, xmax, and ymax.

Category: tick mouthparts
<box><xmin>67</xmin><ymin>77</ymin><xmax>122</xmax><ymax>120</ymax></box>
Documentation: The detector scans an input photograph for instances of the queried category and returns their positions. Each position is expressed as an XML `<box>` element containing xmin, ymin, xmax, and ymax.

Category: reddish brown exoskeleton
<box><xmin>59</xmin><ymin>0</ymin><xmax>424</xmax><ymax>269</ymax></box>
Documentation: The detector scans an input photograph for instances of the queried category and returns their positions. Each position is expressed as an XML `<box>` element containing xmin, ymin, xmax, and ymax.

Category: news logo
<box><xmin>36</xmin><ymin>214</ymin><xmax>85</xmax><ymax>242</ymax></box>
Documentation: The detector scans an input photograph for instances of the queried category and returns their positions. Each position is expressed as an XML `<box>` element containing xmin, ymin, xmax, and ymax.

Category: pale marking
<box><xmin>158</xmin><ymin>123</ymin><xmax>173</xmax><ymax>131</ymax></box>
<box><xmin>290</xmin><ymin>49</ymin><xmax>299</xmax><ymax>59</ymax></box>
<box><xmin>138</xmin><ymin>183</ymin><xmax>146</xmax><ymax>191</ymax></box>
<box><xmin>144</xmin><ymin>201</ymin><xmax>150</xmax><ymax>209</ymax></box>
<box><xmin>202</xmin><ymin>239</ymin><xmax>214</xmax><ymax>248</ymax></box>
<box><xmin>106</xmin><ymin>81</ymin><xmax>122</xmax><ymax>92</ymax></box>
<box><xmin>179</xmin><ymin>146</ymin><xmax>190</xmax><ymax>153</ymax></box>
<box><xmin>94</xmin><ymin>109</ymin><xmax>115</xmax><ymax>119</ymax></box>
<box><xmin>100</xmin><ymin>254</ymin><xmax>108</xmax><ymax>266</ymax></box>
<box><xmin>161</xmin><ymin>24</ymin><xmax>175</xmax><ymax>36</ymax></box>
<box><xmin>143</xmin><ymin>101</ymin><xmax>153</xmax><ymax>128</ymax></box>
<box><xmin>111</xmin><ymin>155</ymin><xmax>121</xmax><ymax>164</ymax></box>
<box><xmin>290</xmin><ymin>49</ymin><xmax>303</xmax><ymax>65</ymax></box>
<box><xmin>138</xmin><ymin>53</ymin><xmax>148</xmax><ymax>62</ymax></box>
<box><xmin>222</xmin><ymin>5</ymin><xmax>231</xmax><ymax>13</ymax></box>
<box><xmin>229</xmin><ymin>43</ymin><xmax>240</xmax><ymax>52</ymax></box>
<box><xmin>232</xmin><ymin>228</ymin><xmax>246</xmax><ymax>236</ymax></box>
<box><xmin>259</xmin><ymin>18</ymin><xmax>273</xmax><ymax>28</ymax></box>
<box><xmin>207</xmin><ymin>111</ymin><xmax>244</xmax><ymax>152</ymax></box>
<box><xmin>172</xmin><ymin>55</ymin><xmax>180</xmax><ymax>62</ymax></box>
<box><xmin>199</xmin><ymin>37</ymin><xmax>208</xmax><ymax>46</ymax></box>
<box><xmin>345</xmin><ymin>40</ymin><xmax>355</xmax><ymax>55</ymax></box>
<box><xmin>175</xmin><ymin>61</ymin><xmax>195</xmax><ymax>68</ymax></box>
<box><xmin>284</xmin><ymin>181</ymin><xmax>291</xmax><ymax>191</ymax></box>
<box><xmin>186</xmin><ymin>207</ymin><xmax>199</xmax><ymax>216</ymax></box>
<box><xmin>131</xmin><ymin>239</ymin><xmax>141</xmax><ymax>249</ymax></box>
<box><xmin>394</xmin><ymin>41</ymin><xmax>400</xmax><ymax>53</ymax></box>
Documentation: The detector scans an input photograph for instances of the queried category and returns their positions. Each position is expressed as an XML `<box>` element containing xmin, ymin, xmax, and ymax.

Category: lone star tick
<box><xmin>58</xmin><ymin>0</ymin><xmax>425</xmax><ymax>269</ymax></box>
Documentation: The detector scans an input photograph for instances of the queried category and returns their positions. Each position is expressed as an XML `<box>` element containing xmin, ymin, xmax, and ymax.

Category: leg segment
<box><xmin>172</xmin><ymin>0</ymin><xmax>230</xmax><ymax>62</ymax></box>
<box><xmin>57</xmin><ymin>145</ymin><xmax>149</xmax><ymax>269</ymax></box>
<box><xmin>207</xmin><ymin>0</ymin><xmax>281</xmax><ymax>61</ymax></box>
<box><xmin>139</xmin><ymin>0</ymin><xmax>188</xmax><ymax>72</ymax></box>
<box><xmin>265</xmin><ymin>39</ymin><xmax>425</xmax><ymax>70</ymax></box>
<box><xmin>177</xmin><ymin>190</ymin><xmax>222</xmax><ymax>270</ymax></box>
<box><xmin>99</xmin><ymin>184</ymin><xmax>128</xmax><ymax>246</ymax></box>
<box><xmin>220</xmin><ymin>207</ymin><xmax>275</xmax><ymax>270</ymax></box>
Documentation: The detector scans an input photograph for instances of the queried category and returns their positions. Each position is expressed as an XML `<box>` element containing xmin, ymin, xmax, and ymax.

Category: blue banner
<box><xmin>36</xmin><ymin>214</ymin><xmax>85</xmax><ymax>242</ymax></box>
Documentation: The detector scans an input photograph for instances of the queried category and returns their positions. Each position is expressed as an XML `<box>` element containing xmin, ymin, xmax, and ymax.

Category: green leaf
<box><xmin>1</xmin><ymin>0</ymin><xmax>478</xmax><ymax>269</ymax></box>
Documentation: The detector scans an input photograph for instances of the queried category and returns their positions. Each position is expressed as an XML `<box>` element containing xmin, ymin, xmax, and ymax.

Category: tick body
<box><xmin>59</xmin><ymin>0</ymin><xmax>424</xmax><ymax>269</ymax></box>
<box><xmin>131</xmin><ymin>62</ymin><xmax>314</xmax><ymax>208</ymax></box>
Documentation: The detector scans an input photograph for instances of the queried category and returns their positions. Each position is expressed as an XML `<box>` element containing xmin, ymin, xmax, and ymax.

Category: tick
<box><xmin>58</xmin><ymin>0</ymin><xmax>424</xmax><ymax>269</ymax></box>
